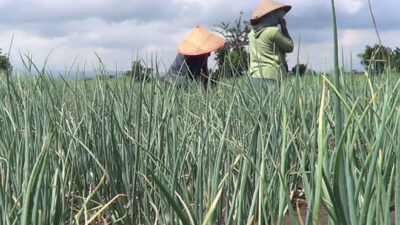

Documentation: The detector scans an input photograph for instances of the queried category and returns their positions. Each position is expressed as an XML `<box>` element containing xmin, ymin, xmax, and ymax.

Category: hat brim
<box><xmin>177</xmin><ymin>26</ymin><xmax>226</xmax><ymax>56</ymax></box>
<box><xmin>250</xmin><ymin>0</ymin><xmax>291</xmax><ymax>22</ymax></box>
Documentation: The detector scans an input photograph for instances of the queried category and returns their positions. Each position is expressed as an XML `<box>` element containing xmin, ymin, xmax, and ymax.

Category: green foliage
<box><xmin>224</xmin><ymin>48</ymin><xmax>248</xmax><ymax>76</ymax></box>
<box><xmin>391</xmin><ymin>47</ymin><xmax>400</xmax><ymax>72</ymax></box>
<box><xmin>1</xmin><ymin>65</ymin><xmax>400</xmax><ymax>224</ymax></box>
<box><xmin>0</xmin><ymin>48</ymin><xmax>12</xmax><ymax>72</ymax></box>
<box><xmin>1</xmin><ymin>69</ymin><xmax>399</xmax><ymax>225</ymax></box>
<box><xmin>124</xmin><ymin>60</ymin><xmax>151</xmax><ymax>81</ymax></box>
<box><xmin>214</xmin><ymin>12</ymin><xmax>250</xmax><ymax>77</ymax></box>
<box><xmin>291</xmin><ymin>63</ymin><xmax>307</xmax><ymax>76</ymax></box>
<box><xmin>357</xmin><ymin>44</ymin><xmax>394</xmax><ymax>74</ymax></box>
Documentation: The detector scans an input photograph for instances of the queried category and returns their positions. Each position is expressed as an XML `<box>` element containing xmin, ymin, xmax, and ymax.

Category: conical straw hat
<box><xmin>250</xmin><ymin>0</ymin><xmax>291</xmax><ymax>22</ymax></box>
<box><xmin>177</xmin><ymin>25</ymin><xmax>225</xmax><ymax>56</ymax></box>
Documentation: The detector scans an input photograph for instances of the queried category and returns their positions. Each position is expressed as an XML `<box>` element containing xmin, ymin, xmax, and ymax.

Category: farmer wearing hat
<box><xmin>164</xmin><ymin>25</ymin><xmax>225</xmax><ymax>88</ymax></box>
<box><xmin>249</xmin><ymin>0</ymin><xmax>294</xmax><ymax>83</ymax></box>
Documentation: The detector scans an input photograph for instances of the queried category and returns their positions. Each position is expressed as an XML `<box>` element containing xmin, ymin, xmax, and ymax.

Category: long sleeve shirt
<box><xmin>164</xmin><ymin>53</ymin><xmax>209</xmax><ymax>85</ymax></box>
<box><xmin>248</xmin><ymin>26</ymin><xmax>294</xmax><ymax>80</ymax></box>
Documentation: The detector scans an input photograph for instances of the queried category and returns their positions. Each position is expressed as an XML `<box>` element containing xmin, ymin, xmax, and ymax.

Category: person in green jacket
<box><xmin>248</xmin><ymin>0</ymin><xmax>294</xmax><ymax>83</ymax></box>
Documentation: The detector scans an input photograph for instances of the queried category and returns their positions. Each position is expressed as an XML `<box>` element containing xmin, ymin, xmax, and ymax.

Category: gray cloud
<box><xmin>0</xmin><ymin>0</ymin><xmax>177</xmax><ymax>23</ymax></box>
<box><xmin>286</xmin><ymin>0</ymin><xmax>400</xmax><ymax>30</ymax></box>
<box><xmin>0</xmin><ymin>0</ymin><xmax>398</xmax><ymax>72</ymax></box>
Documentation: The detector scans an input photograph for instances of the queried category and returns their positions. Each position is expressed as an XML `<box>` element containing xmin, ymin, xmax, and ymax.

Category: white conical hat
<box><xmin>250</xmin><ymin>0</ymin><xmax>291</xmax><ymax>22</ymax></box>
<box><xmin>177</xmin><ymin>25</ymin><xmax>225</xmax><ymax>56</ymax></box>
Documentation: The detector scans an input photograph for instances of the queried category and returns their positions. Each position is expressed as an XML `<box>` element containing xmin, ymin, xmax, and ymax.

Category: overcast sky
<box><xmin>0</xmin><ymin>0</ymin><xmax>399</xmax><ymax>73</ymax></box>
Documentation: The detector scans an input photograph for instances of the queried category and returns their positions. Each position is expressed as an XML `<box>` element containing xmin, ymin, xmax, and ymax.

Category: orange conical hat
<box><xmin>177</xmin><ymin>25</ymin><xmax>225</xmax><ymax>56</ymax></box>
<box><xmin>250</xmin><ymin>0</ymin><xmax>291</xmax><ymax>22</ymax></box>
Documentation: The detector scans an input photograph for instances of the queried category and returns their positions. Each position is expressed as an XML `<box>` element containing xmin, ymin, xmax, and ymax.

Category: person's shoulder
<box><xmin>269</xmin><ymin>27</ymin><xmax>286</xmax><ymax>39</ymax></box>
<box><xmin>266</xmin><ymin>26</ymin><xmax>280</xmax><ymax>34</ymax></box>
<box><xmin>174</xmin><ymin>53</ymin><xmax>187</xmax><ymax>63</ymax></box>
<box><xmin>175</xmin><ymin>53</ymin><xmax>185</xmax><ymax>59</ymax></box>
<box><xmin>170</xmin><ymin>53</ymin><xmax>185</xmax><ymax>68</ymax></box>
<box><xmin>260</xmin><ymin>26</ymin><xmax>279</xmax><ymax>36</ymax></box>
<box><xmin>249</xmin><ymin>29</ymin><xmax>255</xmax><ymax>36</ymax></box>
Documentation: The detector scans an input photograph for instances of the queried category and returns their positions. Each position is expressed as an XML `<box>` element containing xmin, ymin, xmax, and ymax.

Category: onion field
<box><xmin>0</xmin><ymin>69</ymin><xmax>399</xmax><ymax>225</ymax></box>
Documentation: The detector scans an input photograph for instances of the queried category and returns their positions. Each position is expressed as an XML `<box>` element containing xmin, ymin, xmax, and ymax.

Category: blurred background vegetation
<box><xmin>1</xmin><ymin>15</ymin><xmax>400</xmax><ymax>79</ymax></box>
<box><xmin>0</xmin><ymin>48</ymin><xmax>12</xmax><ymax>72</ymax></box>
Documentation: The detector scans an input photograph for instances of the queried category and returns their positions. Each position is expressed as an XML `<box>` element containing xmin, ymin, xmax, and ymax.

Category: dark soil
<box><xmin>282</xmin><ymin>196</ymin><xmax>329</xmax><ymax>225</ymax></box>
<box><xmin>283</xmin><ymin>191</ymin><xmax>396</xmax><ymax>225</ymax></box>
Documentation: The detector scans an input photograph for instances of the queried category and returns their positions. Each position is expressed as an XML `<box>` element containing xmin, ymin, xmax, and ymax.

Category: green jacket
<box><xmin>248</xmin><ymin>26</ymin><xmax>294</xmax><ymax>80</ymax></box>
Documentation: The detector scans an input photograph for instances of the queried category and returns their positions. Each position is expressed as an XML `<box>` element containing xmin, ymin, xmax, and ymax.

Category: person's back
<box><xmin>166</xmin><ymin>53</ymin><xmax>208</xmax><ymax>85</ymax></box>
<box><xmin>249</xmin><ymin>26</ymin><xmax>291</xmax><ymax>79</ymax></box>
<box><xmin>248</xmin><ymin>0</ymin><xmax>294</xmax><ymax>82</ymax></box>
<box><xmin>164</xmin><ymin>25</ymin><xmax>225</xmax><ymax>87</ymax></box>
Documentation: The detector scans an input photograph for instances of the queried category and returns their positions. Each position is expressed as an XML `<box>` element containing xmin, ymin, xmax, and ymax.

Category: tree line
<box><xmin>358</xmin><ymin>44</ymin><xmax>400</xmax><ymax>74</ymax></box>
<box><xmin>211</xmin><ymin>13</ymin><xmax>400</xmax><ymax>76</ymax></box>
<box><xmin>0</xmin><ymin>49</ymin><xmax>12</xmax><ymax>72</ymax></box>
<box><xmin>1</xmin><ymin>15</ymin><xmax>399</xmax><ymax>78</ymax></box>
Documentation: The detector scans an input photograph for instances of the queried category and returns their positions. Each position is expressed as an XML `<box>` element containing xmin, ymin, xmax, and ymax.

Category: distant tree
<box><xmin>358</xmin><ymin>44</ymin><xmax>392</xmax><ymax>74</ymax></box>
<box><xmin>0</xmin><ymin>49</ymin><xmax>12</xmax><ymax>72</ymax></box>
<box><xmin>214</xmin><ymin>12</ymin><xmax>250</xmax><ymax>77</ymax></box>
<box><xmin>125</xmin><ymin>60</ymin><xmax>151</xmax><ymax>81</ymax></box>
<box><xmin>291</xmin><ymin>64</ymin><xmax>307</xmax><ymax>76</ymax></box>
<box><xmin>391</xmin><ymin>47</ymin><xmax>400</xmax><ymax>72</ymax></box>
